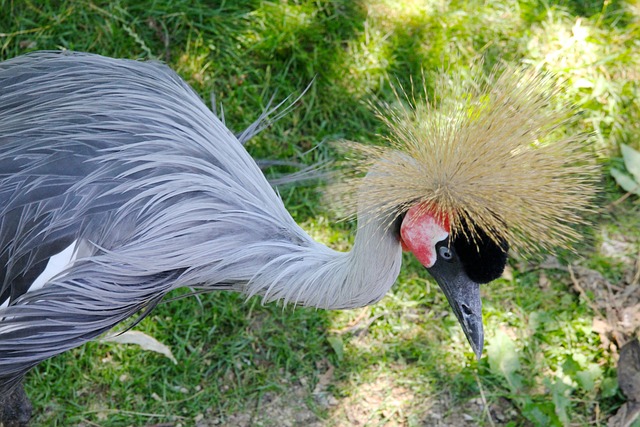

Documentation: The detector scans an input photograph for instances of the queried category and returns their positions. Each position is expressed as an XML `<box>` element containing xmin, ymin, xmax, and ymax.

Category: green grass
<box><xmin>1</xmin><ymin>0</ymin><xmax>640</xmax><ymax>426</ymax></box>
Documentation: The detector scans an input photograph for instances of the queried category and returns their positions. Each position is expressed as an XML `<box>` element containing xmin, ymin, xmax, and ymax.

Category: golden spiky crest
<box><xmin>330</xmin><ymin>65</ymin><xmax>598</xmax><ymax>254</ymax></box>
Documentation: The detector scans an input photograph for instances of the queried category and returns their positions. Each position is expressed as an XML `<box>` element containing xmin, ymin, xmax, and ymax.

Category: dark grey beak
<box><xmin>427</xmin><ymin>245</ymin><xmax>484</xmax><ymax>360</ymax></box>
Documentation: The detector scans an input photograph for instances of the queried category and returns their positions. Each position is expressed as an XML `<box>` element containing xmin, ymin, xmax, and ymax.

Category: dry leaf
<box><xmin>100</xmin><ymin>330</ymin><xmax>177</xmax><ymax>364</ymax></box>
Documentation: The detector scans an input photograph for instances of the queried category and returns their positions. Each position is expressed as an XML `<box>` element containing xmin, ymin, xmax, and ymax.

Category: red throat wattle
<box><xmin>400</xmin><ymin>205</ymin><xmax>450</xmax><ymax>268</ymax></box>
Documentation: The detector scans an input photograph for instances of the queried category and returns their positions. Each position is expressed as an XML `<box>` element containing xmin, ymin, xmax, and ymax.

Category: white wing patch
<box><xmin>0</xmin><ymin>240</ymin><xmax>78</xmax><ymax>308</ymax></box>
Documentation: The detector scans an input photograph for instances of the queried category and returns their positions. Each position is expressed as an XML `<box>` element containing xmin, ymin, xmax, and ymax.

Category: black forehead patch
<box><xmin>452</xmin><ymin>221</ymin><xmax>508</xmax><ymax>284</ymax></box>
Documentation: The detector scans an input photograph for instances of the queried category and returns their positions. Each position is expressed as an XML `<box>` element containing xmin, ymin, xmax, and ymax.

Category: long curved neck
<box><xmin>243</xmin><ymin>212</ymin><xmax>404</xmax><ymax>310</ymax></box>
<box><xmin>340</xmin><ymin>213</ymin><xmax>404</xmax><ymax>307</ymax></box>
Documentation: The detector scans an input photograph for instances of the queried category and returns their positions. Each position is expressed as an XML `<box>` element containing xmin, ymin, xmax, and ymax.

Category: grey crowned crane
<box><xmin>0</xmin><ymin>51</ymin><xmax>595</xmax><ymax>425</ymax></box>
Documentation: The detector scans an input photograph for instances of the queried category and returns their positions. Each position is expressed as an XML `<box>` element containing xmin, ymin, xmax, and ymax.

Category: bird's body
<box><xmin>0</xmin><ymin>51</ymin><xmax>405</xmax><ymax>393</ymax></box>
<box><xmin>0</xmin><ymin>51</ymin><xmax>596</xmax><ymax>424</ymax></box>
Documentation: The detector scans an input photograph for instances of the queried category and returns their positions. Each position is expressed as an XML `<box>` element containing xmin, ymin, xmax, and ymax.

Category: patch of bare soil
<box><xmin>327</xmin><ymin>373</ymin><xmax>417</xmax><ymax>426</ymax></box>
<box><xmin>193</xmin><ymin>383</ymin><xmax>322</xmax><ymax>427</ymax></box>
<box><xmin>327</xmin><ymin>373</ymin><xmax>517</xmax><ymax>427</ymax></box>
<box><xmin>187</xmin><ymin>365</ymin><xmax>519</xmax><ymax>427</ymax></box>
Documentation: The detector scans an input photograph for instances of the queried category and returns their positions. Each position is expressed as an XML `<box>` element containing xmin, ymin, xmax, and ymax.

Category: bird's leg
<box><xmin>0</xmin><ymin>382</ymin><xmax>32</xmax><ymax>427</ymax></box>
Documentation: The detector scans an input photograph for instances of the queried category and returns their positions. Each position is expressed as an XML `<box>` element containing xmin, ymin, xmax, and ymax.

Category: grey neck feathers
<box><xmin>241</xmin><ymin>210</ymin><xmax>403</xmax><ymax>310</ymax></box>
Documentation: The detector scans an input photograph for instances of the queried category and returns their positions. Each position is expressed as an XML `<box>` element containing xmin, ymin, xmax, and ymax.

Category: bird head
<box><xmin>330</xmin><ymin>64</ymin><xmax>598</xmax><ymax>359</ymax></box>
<box><xmin>399</xmin><ymin>203</ymin><xmax>508</xmax><ymax>359</ymax></box>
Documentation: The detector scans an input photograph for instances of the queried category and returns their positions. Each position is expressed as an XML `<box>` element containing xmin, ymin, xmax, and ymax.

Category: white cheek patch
<box><xmin>400</xmin><ymin>206</ymin><xmax>449</xmax><ymax>268</ymax></box>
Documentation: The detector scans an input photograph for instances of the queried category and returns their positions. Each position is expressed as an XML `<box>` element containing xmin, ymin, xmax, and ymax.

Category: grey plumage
<box><xmin>0</xmin><ymin>51</ymin><xmax>397</xmax><ymax>392</ymax></box>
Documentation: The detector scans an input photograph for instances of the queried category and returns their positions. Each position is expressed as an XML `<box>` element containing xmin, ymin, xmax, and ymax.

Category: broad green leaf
<box><xmin>611</xmin><ymin>167</ymin><xmax>640</xmax><ymax>195</ymax></box>
<box><xmin>545</xmin><ymin>377</ymin><xmax>572</xmax><ymax>425</ymax></box>
<box><xmin>622</xmin><ymin>144</ymin><xmax>640</xmax><ymax>184</ymax></box>
<box><xmin>487</xmin><ymin>329</ymin><xmax>522</xmax><ymax>390</ymax></box>
<box><xmin>528</xmin><ymin>311</ymin><xmax>548</xmax><ymax>333</ymax></box>
<box><xmin>593</xmin><ymin>75</ymin><xmax>608</xmax><ymax>98</ymax></box>
<box><xmin>576</xmin><ymin>364</ymin><xmax>603</xmax><ymax>392</ymax></box>
<box><xmin>562</xmin><ymin>355</ymin><xmax>580</xmax><ymax>376</ymax></box>
<box><xmin>600</xmin><ymin>376</ymin><xmax>619</xmax><ymax>398</ymax></box>
<box><xmin>522</xmin><ymin>400</ymin><xmax>561</xmax><ymax>427</ymax></box>
<box><xmin>327</xmin><ymin>335</ymin><xmax>344</xmax><ymax>361</ymax></box>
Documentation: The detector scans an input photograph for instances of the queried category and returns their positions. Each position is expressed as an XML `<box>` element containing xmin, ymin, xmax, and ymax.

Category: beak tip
<box><xmin>469</xmin><ymin>331</ymin><xmax>484</xmax><ymax>361</ymax></box>
<box><xmin>465</xmin><ymin>319</ymin><xmax>484</xmax><ymax>362</ymax></box>
<box><xmin>474</xmin><ymin>343</ymin><xmax>483</xmax><ymax>361</ymax></box>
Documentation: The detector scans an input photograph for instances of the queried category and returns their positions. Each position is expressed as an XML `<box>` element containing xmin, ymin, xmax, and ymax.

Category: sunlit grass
<box><xmin>525</xmin><ymin>4</ymin><xmax>640</xmax><ymax>154</ymax></box>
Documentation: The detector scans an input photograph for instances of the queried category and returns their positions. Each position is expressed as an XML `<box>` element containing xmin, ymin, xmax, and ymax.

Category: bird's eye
<box><xmin>439</xmin><ymin>246</ymin><xmax>453</xmax><ymax>260</ymax></box>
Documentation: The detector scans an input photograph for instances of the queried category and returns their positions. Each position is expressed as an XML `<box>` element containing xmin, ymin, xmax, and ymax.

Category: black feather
<box><xmin>453</xmin><ymin>220</ymin><xmax>508</xmax><ymax>284</ymax></box>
